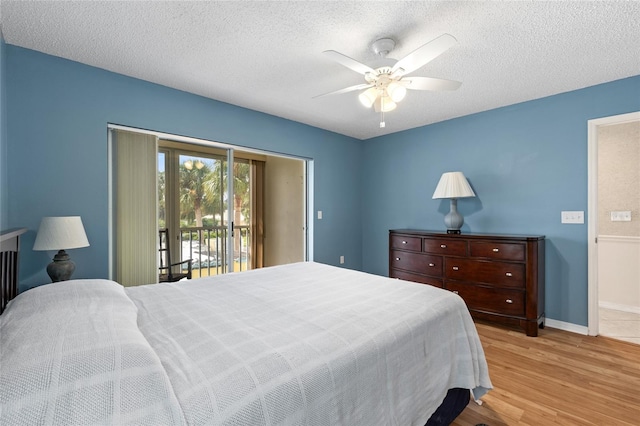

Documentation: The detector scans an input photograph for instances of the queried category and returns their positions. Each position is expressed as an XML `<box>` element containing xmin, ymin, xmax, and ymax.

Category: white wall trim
<box><xmin>597</xmin><ymin>234</ymin><xmax>640</xmax><ymax>243</ymax></box>
<box><xmin>545</xmin><ymin>319</ymin><xmax>589</xmax><ymax>336</ymax></box>
<box><xmin>599</xmin><ymin>301</ymin><xmax>640</xmax><ymax>315</ymax></box>
<box><xmin>306</xmin><ymin>160</ymin><xmax>314</xmax><ymax>262</ymax></box>
<box><xmin>107</xmin><ymin>123</ymin><xmax>312</xmax><ymax>161</ymax></box>
<box><xmin>587</xmin><ymin>111</ymin><xmax>640</xmax><ymax>336</ymax></box>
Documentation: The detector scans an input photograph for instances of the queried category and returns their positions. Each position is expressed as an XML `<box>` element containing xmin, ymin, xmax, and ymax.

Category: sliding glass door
<box><xmin>110</xmin><ymin>125</ymin><xmax>308</xmax><ymax>286</ymax></box>
<box><xmin>159</xmin><ymin>146</ymin><xmax>254</xmax><ymax>278</ymax></box>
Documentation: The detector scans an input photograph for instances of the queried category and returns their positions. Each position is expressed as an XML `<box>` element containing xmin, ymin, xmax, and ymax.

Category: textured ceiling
<box><xmin>1</xmin><ymin>1</ymin><xmax>639</xmax><ymax>140</ymax></box>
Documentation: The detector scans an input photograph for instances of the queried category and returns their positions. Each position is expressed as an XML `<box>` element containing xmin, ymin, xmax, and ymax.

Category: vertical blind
<box><xmin>251</xmin><ymin>160</ymin><xmax>265</xmax><ymax>269</ymax></box>
<box><xmin>112</xmin><ymin>129</ymin><xmax>158</xmax><ymax>286</ymax></box>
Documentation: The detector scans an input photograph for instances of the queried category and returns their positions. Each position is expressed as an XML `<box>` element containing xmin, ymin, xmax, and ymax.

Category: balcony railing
<box><xmin>178</xmin><ymin>226</ymin><xmax>251</xmax><ymax>277</ymax></box>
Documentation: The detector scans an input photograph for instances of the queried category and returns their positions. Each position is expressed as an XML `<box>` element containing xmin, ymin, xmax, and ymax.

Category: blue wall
<box><xmin>5</xmin><ymin>46</ymin><xmax>363</xmax><ymax>289</ymax></box>
<box><xmin>4</xmin><ymin>43</ymin><xmax>640</xmax><ymax>328</ymax></box>
<box><xmin>361</xmin><ymin>75</ymin><xmax>640</xmax><ymax>326</ymax></box>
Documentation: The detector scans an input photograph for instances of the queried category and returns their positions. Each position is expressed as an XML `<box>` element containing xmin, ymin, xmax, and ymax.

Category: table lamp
<box><xmin>33</xmin><ymin>216</ymin><xmax>90</xmax><ymax>282</ymax></box>
<box><xmin>432</xmin><ymin>172</ymin><xmax>476</xmax><ymax>234</ymax></box>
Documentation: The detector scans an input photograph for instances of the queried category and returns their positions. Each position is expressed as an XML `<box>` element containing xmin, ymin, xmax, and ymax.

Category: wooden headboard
<box><xmin>1</xmin><ymin>228</ymin><xmax>27</xmax><ymax>314</ymax></box>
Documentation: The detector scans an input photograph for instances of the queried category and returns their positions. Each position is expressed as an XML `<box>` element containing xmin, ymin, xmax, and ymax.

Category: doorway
<box><xmin>108</xmin><ymin>125</ymin><xmax>311</xmax><ymax>285</ymax></box>
<box><xmin>587</xmin><ymin>111</ymin><xmax>640</xmax><ymax>344</ymax></box>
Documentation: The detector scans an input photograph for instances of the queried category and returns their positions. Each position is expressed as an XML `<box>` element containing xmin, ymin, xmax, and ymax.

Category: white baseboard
<box><xmin>599</xmin><ymin>301</ymin><xmax>640</xmax><ymax>315</ymax></box>
<box><xmin>545</xmin><ymin>318</ymin><xmax>589</xmax><ymax>335</ymax></box>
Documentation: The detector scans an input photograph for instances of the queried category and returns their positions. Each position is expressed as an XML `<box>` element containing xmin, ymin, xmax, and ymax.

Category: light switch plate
<box><xmin>561</xmin><ymin>211</ymin><xmax>584</xmax><ymax>224</ymax></box>
<box><xmin>610</xmin><ymin>211</ymin><xmax>632</xmax><ymax>221</ymax></box>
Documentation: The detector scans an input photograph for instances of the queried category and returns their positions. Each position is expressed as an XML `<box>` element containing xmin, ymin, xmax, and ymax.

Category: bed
<box><xmin>0</xmin><ymin>231</ymin><xmax>491</xmax><ymax>425</ymax></box>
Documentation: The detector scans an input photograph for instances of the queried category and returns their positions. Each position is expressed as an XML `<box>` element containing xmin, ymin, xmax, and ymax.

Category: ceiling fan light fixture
<box><xmin>359</xmin><ymin>87</ymin><xmax>378</xmax><ymax>108</ymax></box>
<box><xmin>387</xmin><ymin>82</ymin><xmax>407</xmax><ymax>103</ymax></box>
<box><xmin>374</xmin><ymin>96</ymin><xmax>396</xmax><ymax>112</ymax></box>
<box><xmin>382</xmin><ymin>99</ymin><xmax>396</xmax><ymax>112</ymax></box>
<box><xmin>318</xmin><ymin>33</ymin><xmax>460</xmax><ymax>130</ymax></box>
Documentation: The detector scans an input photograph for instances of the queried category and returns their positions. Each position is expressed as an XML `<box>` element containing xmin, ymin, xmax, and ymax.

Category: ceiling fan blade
<box><xmin>402</xmin><ymin>77</ymin><xmax>462</xmax><ymax>91</ymax></box>
<box><xmin>391</xmin><ymin>34</ymin><xmax>457</xmax><ymax>76</ymax></box>
<box><xmin>313</xmin><ymin>83</ymin><xmax>373</xmax><ymax>98</ymax></box>
<box><xmin>323</xmin><ymin>50</ymin><xmax>377</xmax><ymax>75</ymax></box>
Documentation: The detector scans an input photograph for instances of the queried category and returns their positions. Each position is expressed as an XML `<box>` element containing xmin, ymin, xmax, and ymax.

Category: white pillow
<box><xmin>2</xmin><ymin>279</ymin><xmax>134</xmax><ymax>319</ymax></box>
<box><xmin>0</xmin><ymin>279</ymin><xmax>186</xmax><ymax>425</ymax></box>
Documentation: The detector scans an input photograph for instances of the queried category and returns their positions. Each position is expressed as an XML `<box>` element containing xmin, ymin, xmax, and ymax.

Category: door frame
<box><xmin>107</xmin><ymin>123</ymin><xmax>313</xmax><ymax>281</ymax></box>
<box><xmin>587</xmin><ymin>111</ymin><xmax>640</xmax><ymax>336</ymax></box>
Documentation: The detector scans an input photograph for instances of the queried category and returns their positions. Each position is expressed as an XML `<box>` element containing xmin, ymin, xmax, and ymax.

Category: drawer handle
<box><xmin>452</xmin><ymin>291</ymin><xmax>459</xmax><ymax>295</ymax></box>
<box><xmin>395</xmin><ymin>257</ymin><xmax>400</xmax><ymax>261</ymax></box>
<box><xmin>506</xmin><ymin>299</ymin><xmax>513</xmax><ymax>304</ymax></box>
<box><xmin>440</xmin><ymin>244</ymin><xmax>447</xmax><ymax>248</ymax></box>
<box><xmin>493</xmin><ymin>248</ymin><xmax>499</xmax><ymax>252</ymax></box>
<box><xmin>402</xmin><ymin>240</ymin><xmax>407</xmax><ymax>244</ymax></box>
<box><xmin>452</xmin><ymin>266</ymin><xmax>459</xmax><ymax>271</ymax></box>
<box><xmin>505</xmin><ymin>272</ymin><xmax>513</xmax><ymax>277</ymax></box>
<box><xmin>429</xmin><ymin>263</ymin><xmax>435</xmax><ymax>267</ymax></box>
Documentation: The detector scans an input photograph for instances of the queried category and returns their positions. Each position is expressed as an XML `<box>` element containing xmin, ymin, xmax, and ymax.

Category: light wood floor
<box><xmin>452</xmin><ymin>322</ymin><xmax>640</xmax><ymax>425</ymax></box>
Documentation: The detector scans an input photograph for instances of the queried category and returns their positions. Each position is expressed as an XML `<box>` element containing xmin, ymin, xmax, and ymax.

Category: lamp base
<box><xmin>443</xmin><ymin>198</ymin><xmax>465</xmax><ymax>234</ymax></box>
<box><xmin>46</xmin><ymin>249</ymin><xmax>76</xmax><ymax>282</ymax></box>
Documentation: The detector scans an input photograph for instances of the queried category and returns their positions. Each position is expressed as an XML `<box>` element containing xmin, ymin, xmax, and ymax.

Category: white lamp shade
<box><xmin>387</xmin><ymin>82</ymin><xmax>407</xmax><ymax>102</ymax></box>
<box><xmin>33</xmin><ymin>216</ymin><xmax>90</xmax><ymax>251</ymax></box>
<box><xmin>358</xmin><ymin>87</ymin><xmax>378</xmax><ymax>108</ymax></box>
<box><xmin>432</xmin><ymin>172</ymin><xmax>476</xmax><ymax>199</ymax></box>
<box><xmin>374</xmin><ymin>96</ymin><xmax>397</xmax><ymax>112</ymax></box>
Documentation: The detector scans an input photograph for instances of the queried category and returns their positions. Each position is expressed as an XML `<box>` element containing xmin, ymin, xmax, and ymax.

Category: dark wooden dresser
<box><xmin>389</xmin><ymin>229</ymin><xmax>545</xmax><ymax>336</ymax></box>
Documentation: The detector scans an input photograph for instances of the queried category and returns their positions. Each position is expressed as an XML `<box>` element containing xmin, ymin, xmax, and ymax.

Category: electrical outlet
<box><xmin>339</xmin><ymin>255</ymin><xmax>344</xmax><ymax>264</ymax></box>
<box><xmin>561</xmin><ymin>211</ymin><xmax>584</xmax><ymax>224</ymax></box>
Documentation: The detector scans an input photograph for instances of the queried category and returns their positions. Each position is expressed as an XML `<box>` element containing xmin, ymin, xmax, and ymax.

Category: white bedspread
<box><xmin>1</xmin><ymin>262</ymin><xmax>491</xmax><ymax>425</ymax></box>
<box><xmin>126</xmin><ymin>262</ymin><xmax>491</xmax><ymax>425</ymax></box>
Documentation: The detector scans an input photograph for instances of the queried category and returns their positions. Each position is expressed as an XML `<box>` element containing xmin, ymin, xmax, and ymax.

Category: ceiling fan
<box><xmin>316</xmin><ymin>34</ymin><xmax>462</xmax><ymax>127</ymax></box>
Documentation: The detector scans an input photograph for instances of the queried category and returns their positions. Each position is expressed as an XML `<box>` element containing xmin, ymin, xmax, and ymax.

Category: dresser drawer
<box><xmin>390</xmin><ymin>269</ymin><xmax>444</xmax><ymax>288</ymax></box>
<box><xmin>423</xmin><ymin>238</ymin><xmax>467</xmax><ymax>256</ymax></box>
<box><xmin>390</xmin><ymin>235</ymin><xmax>422</xmax><ymax>251</ymax></box>
<box><xmin>470</xmin><ymin>241</ymin><xmax>525</xmax><ymax>261</ymax></box>
<box><xmin>448</xmin><ymin>282</ymin><xmax>525</xmax><ymax>316</ymax></box>
<box><xmin>390</xmin><ymin>250</ymin><xmax>443</xmax><ymax>277</ymax></box>
<box><xmin>444</xmin><ymin>258</ymin><xmax>525</xmax><ymax>288</ymax></box>
<box><xmin>389</xmin><ymin>230</ymin><xmax>544</xmax><ymax>336</ymax></box>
